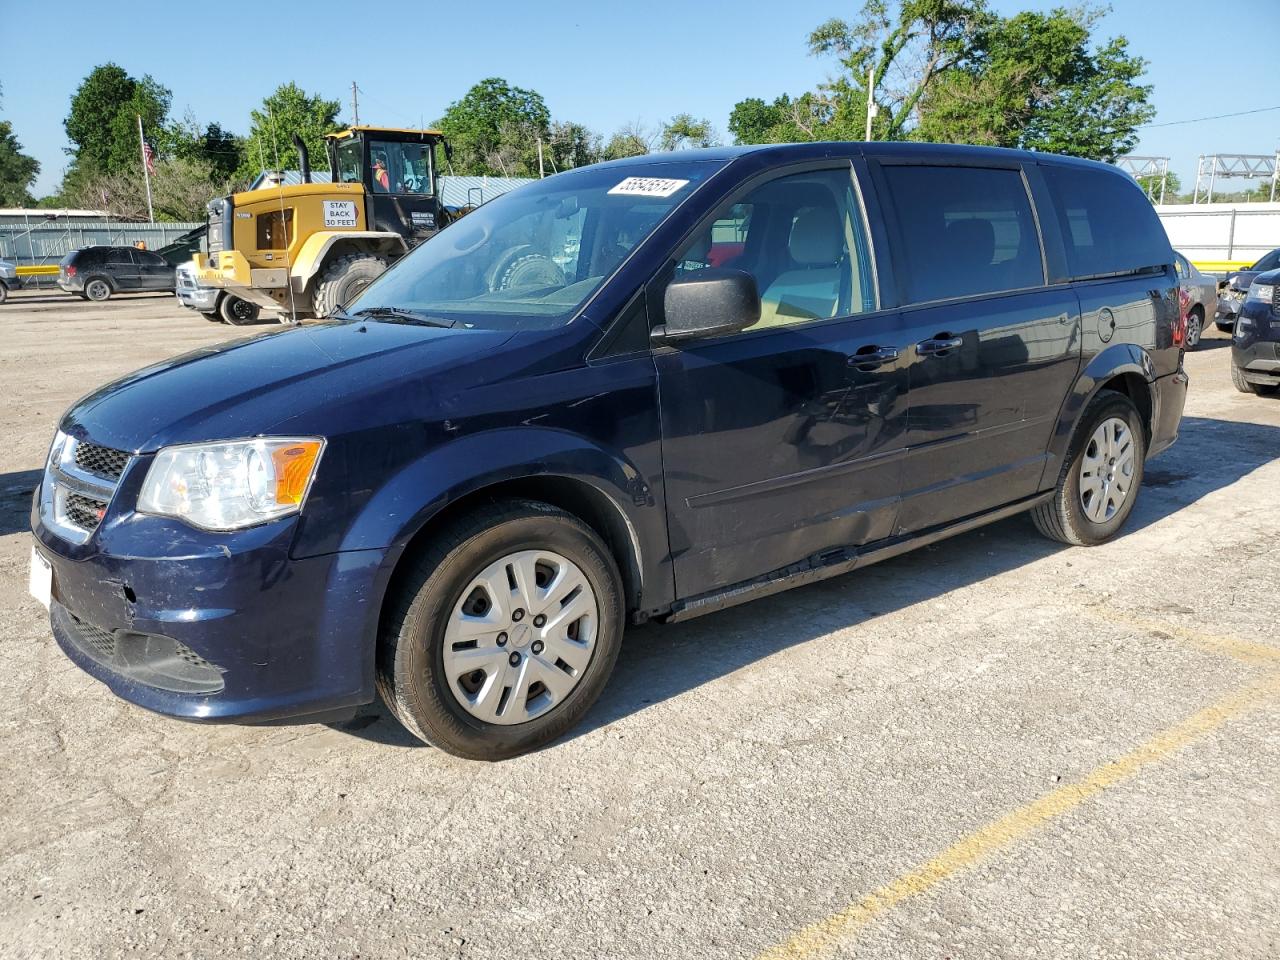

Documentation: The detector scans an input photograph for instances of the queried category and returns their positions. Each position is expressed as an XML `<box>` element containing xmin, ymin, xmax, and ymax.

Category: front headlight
<box><xmin>1246</xmin><ymin>283</ymin><xmax>1274</xmax><ymax>304</ymax></box>
<box><xmin>137</xmin><ymin>438</ymin><xmax>325</xmax><ymax>530</ymax></box>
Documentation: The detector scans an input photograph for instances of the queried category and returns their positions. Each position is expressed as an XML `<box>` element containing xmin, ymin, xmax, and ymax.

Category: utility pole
<box><xmin>351</xmin><ymin>82</ymin><xmax>360</xmax><ymax>126</ymax></box>
<box><xmin>865</xmin><ymin>65</ymin><xmax>878</xmax><ymax>141</ymax></box>
<box><xmin>537</xmin><ymin>138</ymin><xmax>545</xmax><ymax>179</ymax></box>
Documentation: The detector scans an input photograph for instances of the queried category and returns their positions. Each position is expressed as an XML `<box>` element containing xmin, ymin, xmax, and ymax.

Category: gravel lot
<box><xmin>1</xmin><ymin>288</ymin><xmax>1277</xmax><ymax>960</ymax></box>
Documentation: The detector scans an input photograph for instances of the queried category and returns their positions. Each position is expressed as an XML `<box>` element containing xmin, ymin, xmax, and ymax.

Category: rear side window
<box><xmin>882</xmin><ymin>165</ymin><xmax>1044</xmax><ymax>304</ymax></box>
<box><xmin>106</xmin><ymin>250</ymin><xmax>134</xmax><ymax>265</ymax></box>
<box><xmin>1043</xmin><ymin>165</ymin><xmax>1172</xmax><ymax>279</ymax></box>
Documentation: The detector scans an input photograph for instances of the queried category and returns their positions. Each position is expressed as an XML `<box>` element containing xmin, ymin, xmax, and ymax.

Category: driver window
<box><xmin>670</xmin><ymin>167</ymin><xmax>874</xmax><ymax>330</ymax></box>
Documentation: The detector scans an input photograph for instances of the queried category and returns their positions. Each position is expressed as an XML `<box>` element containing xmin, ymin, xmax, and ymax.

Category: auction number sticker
<box><xmin>608</xmin><ymin>177</ymin><xmax>689</xmax><ymax>198</ymax></box>
<box><xmin>323</xmin><ymin>200</ymin><xmax>359</xmax><ymax>227</ymax></box>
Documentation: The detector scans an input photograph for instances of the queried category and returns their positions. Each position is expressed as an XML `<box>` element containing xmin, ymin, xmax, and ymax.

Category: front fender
<box><xmin>293</xmin><ymin>231</ymin><xmax>407</xmax><ymax>290</ymax></box>
<box><xmin>1041</xmin><ymin>342</ymin><xmax>1155</xmax><ymax>487</ymax></box>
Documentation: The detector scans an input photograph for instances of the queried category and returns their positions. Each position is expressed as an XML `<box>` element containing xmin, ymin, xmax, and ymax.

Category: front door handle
<box><xmin>847</xmin><ymin>345</ymin><xmax>900</xmax><ymax>371</ymax></box>
<box><xmin>916</xmin><ymin>335</ymin><xmax>964</xmax><ymax>356</ymax></box>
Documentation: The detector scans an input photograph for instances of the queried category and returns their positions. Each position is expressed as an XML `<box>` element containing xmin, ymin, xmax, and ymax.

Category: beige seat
<box><xmin>757</xmin><ymin>207</ymin><xmax>844</xmax><ymax>328</ymax></box>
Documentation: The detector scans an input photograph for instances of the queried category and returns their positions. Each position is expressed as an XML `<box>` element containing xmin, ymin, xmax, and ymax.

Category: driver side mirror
<box><xmin>654</xmin><ymin>268</ymin><xmax>760</xmax><ymax>343</ymax></box>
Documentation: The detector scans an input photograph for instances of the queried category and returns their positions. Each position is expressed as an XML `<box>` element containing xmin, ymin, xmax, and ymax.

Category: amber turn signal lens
<box><xmin>271</xmin><ymin>441</ymin><xmax>323</xmax><ymax>505</ymax></box>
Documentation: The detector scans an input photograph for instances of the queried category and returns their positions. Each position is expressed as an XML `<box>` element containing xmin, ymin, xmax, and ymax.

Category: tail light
<box><xmin>65</xmin><ymin>265</ymin><xmax>76</xmax><ymax>278</ymax></box>
<box><xmin>1173</xmin><ymin>287</ymin><xmax>1189</xmax><ymax>347</ymax></box>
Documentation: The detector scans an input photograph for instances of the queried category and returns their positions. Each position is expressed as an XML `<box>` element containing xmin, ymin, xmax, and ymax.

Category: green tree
<box><xmin>601</xmin><ymin>121</ymin><xmax>657</xmax><ymax>161</ymax></box>
<box><xmin>237</xmin><ymin>83</ymin><xmax>342</xmax><ymax>181</ymax></box>
<box><xmin>730</xmin><ymin>1</ymin><xmax>1154</xmax><ymax>160</ymax></box>
<box><xmin>546</xmin><ymin>121</ymin><xmax>601</xmax><ymax>171</ymax></box>
<box><xmin>437</xmin><ymin>78</ymin><xmax>551</xmax><ymax>176</ymax></box>
<box><xmin>64</xmin><ymin>64</ymin><xmax>171</xmax><ymax>186</ymax></box>
<box><xmin>0</xmin><ymin>119</ymin><xmax>40</xmax><ymax>206</ymax></box>
<box><xmin>659</xmin><ymin>114</ymin><xmax>719</xmax><ymax>151</ymax></box>
<box><xmin>1134</xmin><ymin>170</ymin><xmax>1181</xmax><ymax>202</ymax></box>
<box><xmin>161</xmin><ymin>112</ymin><xmax>244</xmax><ymax>183</ymax></box>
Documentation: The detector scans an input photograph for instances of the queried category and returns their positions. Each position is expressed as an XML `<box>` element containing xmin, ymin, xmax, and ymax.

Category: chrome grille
<box><xmin>40</xmin><ymin>433</ymin><xmax>126</xmax><ymax>543</ymax></box>
<box><xmin>73</xmin><ymin>441</ymin><xmax>129</xmax><ymax>481</ymax></box>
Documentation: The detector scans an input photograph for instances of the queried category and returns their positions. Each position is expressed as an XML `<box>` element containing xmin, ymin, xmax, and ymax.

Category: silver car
<box><xmin>1175</xmin><ymin>251</ymin><xmax>1216</xmax><ymax>349</ymax></box>
<box><xmin>0</xmin><ymin>258</ymin><xmax>19</xmax><ymax>305</ymax></box>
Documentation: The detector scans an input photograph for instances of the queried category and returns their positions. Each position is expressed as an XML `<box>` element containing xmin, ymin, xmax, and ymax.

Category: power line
<box><xmin>1139</xmin><ymin>105</ymin><xmax>1280</xmax><ymax>130</ymax></box>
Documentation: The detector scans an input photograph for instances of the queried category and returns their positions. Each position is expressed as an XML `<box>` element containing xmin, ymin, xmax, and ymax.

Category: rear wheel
<box><xmin>84</xmin><ymin>277</ymin><xmax>112</xmax><ymax>302</ymax></box>
<box><xmin>1032</xmin><ymin>390</ymin><xmax>1145</xmax><ymax>546</ymax></box>
<box><xmin>219</xmin><ymin>295</ymin><xmax>260</xmax><ymax>326</ymax></box>
<box><xmin>312</xmin><ymin>253</ymin><xmax>387</xmax><ymax>318</ymax></box>
<box><xmin>376</xmin><ymin>500</ymin><xmax>624</xmax><ymax>760</ymax></box>
<box><xmin>1185</xmin><ymin>306</ymin><xmax>1203</xmax><ymax>349</ymax></box>
<box><xmin>0</xmin><ymin>283</ymin><xmax>8</xmax><ymax>305</ymax></box>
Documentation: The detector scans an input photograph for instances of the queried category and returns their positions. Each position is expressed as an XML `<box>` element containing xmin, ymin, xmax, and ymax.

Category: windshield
<box><xmin>347</xmin><ymin>160</ymin><xmax>723</xmax><ymax>329</ymax></box>
<box><xmin>1251</xmin><ymin>248</ymin><xmax>1280</xmax><ymax>272</ymax></box>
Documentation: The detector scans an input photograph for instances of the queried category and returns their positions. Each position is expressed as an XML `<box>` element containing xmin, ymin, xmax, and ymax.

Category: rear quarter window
<box><xmin>1043</xmin><ymin>165</ymin><xmax>1172</xmax><ymax>279</ymax></box>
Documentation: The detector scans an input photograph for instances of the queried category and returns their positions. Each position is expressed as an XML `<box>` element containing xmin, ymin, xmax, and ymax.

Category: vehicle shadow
<box><xmin>324</xmin><ymin>414</ymin><xmax>1280</xmax><ymax>749</ymax></box>
<box><xmin>0</xmin><ymin>469</ymin><xmax>41</xmax><ymax>536</ymax></box>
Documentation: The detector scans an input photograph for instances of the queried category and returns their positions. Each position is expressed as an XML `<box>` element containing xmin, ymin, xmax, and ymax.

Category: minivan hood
<box><xmin>61</xmin><ymin>320</ymin><xmax>517</xmax><ymax>452</ymax></box>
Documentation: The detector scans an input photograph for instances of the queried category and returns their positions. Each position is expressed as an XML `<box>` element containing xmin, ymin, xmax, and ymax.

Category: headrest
<box><xmin>945</xmin><ymin>218</ymin><xmax>996</xmax><ymax>268</ymax></box>
<box><xmin>788</xmin><ymin>207</ymin><xmax>842</xmax><ymax>266</ymax></box>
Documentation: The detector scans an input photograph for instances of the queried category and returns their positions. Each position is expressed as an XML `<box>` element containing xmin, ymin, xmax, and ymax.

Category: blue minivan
<box><xmin>31</xmin><ymin>143</ymin><xmax>1188</xmax><ymax>759</ymax></box>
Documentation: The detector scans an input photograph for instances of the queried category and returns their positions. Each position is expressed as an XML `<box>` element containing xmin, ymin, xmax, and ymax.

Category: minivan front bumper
<box><xmin>32</xmin><ymin>487</ymin><xmax>386</xmax><ymax>725</ymax></box>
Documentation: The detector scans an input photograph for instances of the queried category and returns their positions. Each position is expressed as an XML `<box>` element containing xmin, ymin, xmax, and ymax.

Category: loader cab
<box><xmin>325</xmin><ymin>126</ymin><xmax>452</xmax><ymax>244</ymax></box>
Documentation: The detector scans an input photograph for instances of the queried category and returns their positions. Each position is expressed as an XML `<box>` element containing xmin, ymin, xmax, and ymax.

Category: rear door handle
<box><xmin>916</xmin><ymin>335</ymin><xmax>964</xmax><ymax>356</ymax></box>
<box><xmin>847</xmin><ymin>345</ymin><xmax>900</xmax><ymax>370</ymax></box>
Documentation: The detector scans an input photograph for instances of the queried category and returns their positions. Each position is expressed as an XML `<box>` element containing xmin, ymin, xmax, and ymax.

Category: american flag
<box><xmin>142</xmin><ymin>139</ymin><xmax>155</xmax><ymax>175</ymax></box>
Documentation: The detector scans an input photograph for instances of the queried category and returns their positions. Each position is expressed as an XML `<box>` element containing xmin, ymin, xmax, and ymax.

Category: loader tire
<box><xmin>312</xmin><ymin>254</ymin><xmax>387</xmax><ymax>319</ymax></box>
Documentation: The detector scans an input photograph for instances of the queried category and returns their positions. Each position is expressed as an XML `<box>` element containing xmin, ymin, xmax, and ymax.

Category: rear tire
<box><xmin>0</xmin><ymin>283</ymin><xmax>8</xmax><ymax>305</ymax></box>
<box><xmin>200</xmin><ymin>310</ymin><xmax>221</xmax><ymax>322</ymax></box>
<box><xmin>376</xmin><ymin>500</ymin><xmax>624</xmax><ymax>761</ymax></box>
<box><xmin>312</xmin><ymin>253</ymin><xmax>387</xmax><ymax>319</ymax></box>
<box><xmin>1032</xmin><ymin>390</ymin><xmax>1145</xmax><ymax>546</ymax></box>
<box><xmin>1185</xmin><ymin>306</ymin><xmax>1203</xmax><ymax>349</ymax></box>
<box><xmin>219</xmin><ymin>295</ymin><xmax>260</xmax><ymax>326</ymax></box>
<box><xmin>84</xmin><ymin>277</ymin><xmax>112</xmax><ymax>302</ymax></box>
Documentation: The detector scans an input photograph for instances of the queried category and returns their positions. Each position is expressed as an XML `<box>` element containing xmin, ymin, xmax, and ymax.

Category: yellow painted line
<box><xmin>1088</xmin><ymin>608</ymin><xmax>1280</xmax><ymax>668</ymax></box>
<box><xmin>757</xmin><ymin>672</ymin><xmax>1280</xmax><ymax>960</ymax></box>
<box><xmin>16</xmin><ymin>264</ymin><xmax>59</xmax><ymax>277</ymax></box>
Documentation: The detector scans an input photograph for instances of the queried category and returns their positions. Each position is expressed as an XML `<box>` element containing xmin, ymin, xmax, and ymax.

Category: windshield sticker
<box><xmin>608</xmin><ymin>177</ymin><xmax>690</xmax><ymax>198</ymax></box>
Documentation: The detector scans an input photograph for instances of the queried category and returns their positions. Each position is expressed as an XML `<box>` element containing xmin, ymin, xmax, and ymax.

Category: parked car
<box><xmin>30</xmin><ymin>143</ymin><xmax>1187</xmax><ymax>760</ymax></box>
<box><xmin>57</xmin><ymin>246</ymin><xmax>177</xmax><ymax>301</ymax></box>
<box><xmin>0</xmin><ymin>257</ymin><xmax>20</xmax><ymax>304</ymax></box>
<box><xmin>1230</xmin><ymin>268</ymin><xmax>1280</xmax><ymax>395</ymax></box>
<box><xmin>1217</xmin><ymin>246</ymin><xmax>1280</xmax><ymax>330</ymax></box>
<box><xmin>1174</xmin><ymin>251</ymin><xmax>1215</xmax><ymax>348</ymax></box>
<box><xmin>176</xmin><ymin>261</ymin><xmax>260</xmax><ymax>325</ymax></box>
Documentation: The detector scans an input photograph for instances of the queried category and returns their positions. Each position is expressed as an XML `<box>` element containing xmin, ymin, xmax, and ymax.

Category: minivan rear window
<box><xmin>1042</xmin><ymin>165</ymin><xmax>1172</xmax><ymax>280</ymax></box>
<box><xmin>882</xmin><ymin>165</ymin><xmax>1044</xmax><ymax>304</ymax></box>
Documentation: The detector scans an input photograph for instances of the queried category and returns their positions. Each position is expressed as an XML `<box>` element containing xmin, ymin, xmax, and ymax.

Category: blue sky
<box><xmin>4</xmin><ymin>0</ymin><xmax>1278</xmax><ymax>197</ymax></box>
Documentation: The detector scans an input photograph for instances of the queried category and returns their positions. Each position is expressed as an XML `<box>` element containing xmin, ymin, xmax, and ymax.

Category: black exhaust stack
<box><xmin>292</xmin><ymin>134</ymin><xmax>311</xmax><ymax>183</ymax></box>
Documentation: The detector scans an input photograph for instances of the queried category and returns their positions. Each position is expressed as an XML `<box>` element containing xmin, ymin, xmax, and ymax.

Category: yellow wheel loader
<box><xmin>193</xmin><ymin>126</ymin><xmax>454</xmax><ymax>320</ymax></box>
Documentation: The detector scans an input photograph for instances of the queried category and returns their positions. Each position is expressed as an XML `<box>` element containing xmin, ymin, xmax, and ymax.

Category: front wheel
<box><xmin>377</xmin><ymin>500</ymin><xmax>624</xmax><ymax>760</ymax></box>
<box><xmin>219</xmin><ymin>295</ymin><xmax>260</xmax><ymax>326</ymax></box>
<box><xmin>1032</xmin><ymin>391</ymin><xmax>1146</xmax><ymax>546</ymax></box>
<box><xmin>1231</xmin><ymin>361</ymin><xmax>1267</xmax><ymax>395</ymax></box>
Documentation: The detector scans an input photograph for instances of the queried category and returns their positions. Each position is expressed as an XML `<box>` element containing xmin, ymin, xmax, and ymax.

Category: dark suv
<box><xmin>58</xmin><ymin>246</ymin><xmax>177</xmax><ymax>301</ymax></box>
<box><xmin>30</xmin><ymin>144</ymin><xmax>1187</xmax><ymax>760</ymax></box>
<box><xmin>1230</xmin><ymin>268</ymin><xmax>1280</xmax><ymax>394</ymax></box>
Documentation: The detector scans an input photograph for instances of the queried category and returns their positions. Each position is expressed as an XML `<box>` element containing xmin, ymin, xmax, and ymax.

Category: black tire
<box><xmin>83</xmin><ymin>277</ymin><xmax>112</xmax><ymax>302</ymax></box>
<box><xmin>1231</xmin><ymin>361</ymin><xmax>1262</xmax><ymax>395</ymax></box>
<box><xmin>1215</xmin><ymin>319</ymin><xmax>1234</xmax><ymax>333</ymax></box>
<box><xmin>1185</xmin><ymin>306</ymin><xmax>1203</xmax><ymax>349</ymax></box>
<box><xmin>312</xmin><ymin>253</ymin><xmax>387</xmax><ymax>318</ymax></box>
<box><xmin>1032</xmin><ymin>390</ymin><xmax>1146</xmax><ymax>546</ymax></box>
<box><xmin>219</xmin><ymin>295</ymin><xmax>260</xmax><ymax>326</ymax></box>
<box><xmin>376</xmin><ymin>500</ymin><xmax>624</xmax><ymax>760</ymax></box>
<box><xmin>200</xmin><ymin>310</ymin><xmax>221</xmax><ymax>322</ymax></box>
<box><xmin>0</xmin><ymin>282</ymin><xmax>8</xmax><ymax>305</ymax></box>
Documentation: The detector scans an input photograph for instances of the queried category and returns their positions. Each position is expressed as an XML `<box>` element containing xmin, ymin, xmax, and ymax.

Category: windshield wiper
<box><xmin>351</xmin><ymin>306</ymin><xmax>456</xmax><ymax>328</ymax></box>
